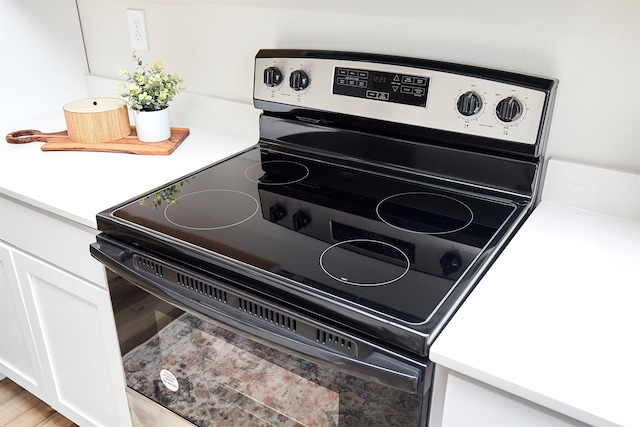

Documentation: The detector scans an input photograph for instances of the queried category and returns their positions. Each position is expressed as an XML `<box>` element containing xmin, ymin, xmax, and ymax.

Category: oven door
<box><xmin>91</xmin><ymin>236</ymin><xmax>431</xmax><ymax>427</ymax></box>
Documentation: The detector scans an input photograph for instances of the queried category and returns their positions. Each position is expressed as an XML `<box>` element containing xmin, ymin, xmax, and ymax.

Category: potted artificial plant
<box><xmin>117</xmin><ymin>51</ymin><xmax>185</xmax><ymax>142</ymax></box>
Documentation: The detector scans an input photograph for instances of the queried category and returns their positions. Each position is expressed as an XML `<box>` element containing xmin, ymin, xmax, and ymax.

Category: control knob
<box><xmin>263</xmin><ymin>67</ymin><xmax>283</xmax><ymax>87</ymax></box>
<box><xmin>439</xmin><ymin>252</ymin><xmax>462</xmax><ymax>277</ymax></box>
<box><xmin>289</xmin><ymin>70</ymin><xmax>310</xmax><ymax>91</ymax></box>
<box><xmin>269</xmin><ymin>204</ymin><xmax>287</xmax><ymax>222</ymax></box>
<box><xmin>496</xmin><ymin>96</ymin><xmax>523</xmax><ymax>122</ymax></box>
<box><xmin>292</xmin><ymin>211</ymin><xmax>311</xmax><ymax>231</ymax></box>
<box><xmin>457</xmin><ymin>91</ymin><xmax>482</xmax><ymax>116</ymax></box>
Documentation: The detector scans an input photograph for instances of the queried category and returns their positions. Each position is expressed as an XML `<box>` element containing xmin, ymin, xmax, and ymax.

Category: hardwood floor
<box><xmin>0</xmin><ymin>378</ymin><xmax>77</xmax><ymax>427</ymax></box>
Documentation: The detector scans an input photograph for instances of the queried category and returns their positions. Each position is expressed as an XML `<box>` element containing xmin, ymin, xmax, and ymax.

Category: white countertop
<box><xmin>430</xmin><ymin>159</ymin><xmax>640</xmax><ymax>427</ymax></box>
<box><xmin>0</xmin><ymin>100</ymin><xmax>259</xmax><ymax>229</ymax></box>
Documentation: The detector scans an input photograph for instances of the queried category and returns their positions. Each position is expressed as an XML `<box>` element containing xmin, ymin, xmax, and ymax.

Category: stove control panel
<box><xmin>333</xmin><ymin>67</ymin><xmax>429</xmax><ymax>107</ymax></box>
<box><xmin>254</xmin><ymin>51</ymin><xmax>557</xmax><ymax>147</ymax></box>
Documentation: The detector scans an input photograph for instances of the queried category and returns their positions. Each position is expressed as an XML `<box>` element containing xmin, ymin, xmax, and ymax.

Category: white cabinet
<box><xmin>0</xmin><ymin>242</ymin><xmax>47</xmax><ymax>396</ymax></box>
<box><xmin>0</xmin><ymin>196</ymin><xmax>131</xmax><ymax>427</ymax></box>
<box><xmin>429</xmin><ymin>365</ymin><xmax>589</xmax><ymax>427</ymax></box>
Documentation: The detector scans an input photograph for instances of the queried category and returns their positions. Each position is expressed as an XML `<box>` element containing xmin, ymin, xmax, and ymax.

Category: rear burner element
<box><xmin>320</xmin><ymin>239</ymin><xmax>411</xmax><ymax>286</ymax></box>
<box><xmin>164</xmin><ymin>189</ymin><xmax>259</xmax><ymax>230</ymax></box>
<box><xmin>245</xmin><ymin>160</ymin><xmax>310</xmax><ymax>185</ymax></box>
<box><xmin>376</xmin><ymin>192</ymin><xmax>474</xmax><ymax>234</ymax></box>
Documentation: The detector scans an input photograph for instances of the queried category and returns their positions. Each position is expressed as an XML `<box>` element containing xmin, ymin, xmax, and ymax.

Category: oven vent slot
<box><xmin>176</xmin><ymin>273</ymin><xmax>227</xmax><ymax>303</ymax></box>
<box><xmin>317</xmin><ymin>329</ymin><xmax>354</xmax><ymax>352</ymax></box>
<box><xmin>132</xmin><ymin>255</ymin><xmax>358</xmax><ymax>358</ymax></box>
<box><xmin>238</xmin><ymin>298</ymin><xmax>297</xmax><ymax>332</ymax></box>
<box><xmin>135</xmin><ymin>256</ymin><xmax>163</xmax><ymax>277</ymax></box>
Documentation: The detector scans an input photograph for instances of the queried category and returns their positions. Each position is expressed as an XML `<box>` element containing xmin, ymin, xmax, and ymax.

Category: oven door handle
<box><xmin>90</xmin><ymin>238</ymin><xmax>427</xmax><ymax>395</ymax></box>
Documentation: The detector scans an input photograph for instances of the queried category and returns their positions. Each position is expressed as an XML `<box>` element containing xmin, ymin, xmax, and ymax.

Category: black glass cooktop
<box><xmin>112</xmin><ymin>145</ymin><xmax>517</xmax><ymax>324</ymax></box>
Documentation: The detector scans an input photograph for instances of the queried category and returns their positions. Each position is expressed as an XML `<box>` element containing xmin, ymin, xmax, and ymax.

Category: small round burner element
<box><xmin>376</xmin><ymin>192</ymin><xmax>474</xmax><ymax>234</ymax></box>
<box><xmin>164</xmin><ymin>189</ymin><xmax>259</xmax><ymax>230</ymax></box>
<box><xmin>319</xmin><ymin>239</ymin><xmax>410</xmax><ymax>286</ymax></box>
<box><xmin>245</xmin><ymin>160</ymin><xmax>310</xmax><ymax>185</ymax></box>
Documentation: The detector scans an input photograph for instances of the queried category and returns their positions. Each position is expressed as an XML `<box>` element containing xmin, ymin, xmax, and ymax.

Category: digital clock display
<box><xmin>333</xmin><ymin>67</ymin><xmax>429</xmax><ymax>107</ymax></box>
<box><xmin>373</xmin><ymin>75</ymin><xmax>387</xmax><ymax>84</ymax></box>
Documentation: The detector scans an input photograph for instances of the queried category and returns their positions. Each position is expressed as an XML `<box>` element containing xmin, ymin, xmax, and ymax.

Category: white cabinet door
<box><xmin>0</xmin><ymin>242</ymin><xmax>48</xmax><ymax>397</ymax></box>
<box><xmin>13</xmin><ymin>249</ymin><xmax>131</xmax><ymax>427</ymax></box>
<box><xmin>430</xmin><ymin>366</ymin><xmax>589</xmax><ymax>427</ymax></box>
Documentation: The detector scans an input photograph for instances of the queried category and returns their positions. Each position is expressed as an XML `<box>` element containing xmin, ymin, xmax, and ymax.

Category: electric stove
<box><xmin>93</xmin><ymin>49</ymin><xmax>557</xmax><ymax>358</ymax></box>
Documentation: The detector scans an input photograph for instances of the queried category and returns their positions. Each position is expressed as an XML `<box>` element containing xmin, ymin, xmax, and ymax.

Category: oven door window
<box><xmin>111</xmin><ymin>278</ymin><xmax>425</xmax><ymax>427</ymax></box>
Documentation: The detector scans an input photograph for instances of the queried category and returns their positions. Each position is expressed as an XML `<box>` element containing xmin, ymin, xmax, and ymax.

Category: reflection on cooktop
<box><xmin>245</xmin><ymin>160</ymin><xmax>310</xmax><ymax>185</ymax></box>
<box><xmin>376</xmin><ymin>192</ymin><xmax>474</xmax><ymax>234</ymax></box>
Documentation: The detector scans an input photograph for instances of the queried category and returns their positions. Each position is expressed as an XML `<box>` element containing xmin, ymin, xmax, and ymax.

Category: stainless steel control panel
<box><xmin>254</xmin><ymin>55</ymin><xmax>550</xmax><ymax>146</ymax></box>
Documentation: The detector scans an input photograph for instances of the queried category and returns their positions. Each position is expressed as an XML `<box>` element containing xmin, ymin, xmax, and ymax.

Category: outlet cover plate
<box><xmin>127</xmin><ymin>9</ymin><xmax>149</xmax><ymax>51</ymax></box>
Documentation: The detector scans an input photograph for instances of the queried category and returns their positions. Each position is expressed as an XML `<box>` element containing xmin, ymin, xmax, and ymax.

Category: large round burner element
<box><xmin>319</xmin><ymin>239</ymin><xmax>410</xmax><ymax>286</ymax></box>
<box><xmin>245</xmin><ymin>160</ymin><xmax>310</xmax><ymax>185</ymax></box>
<box><xmin>376</xmin><ymin>192</ymin><xmax>474</xmax><ymax>234</ymax></box>
<box><xmin>164</xmin><ymin>190</ymin><xmax>259</xmax><ymax>230</ymax></box>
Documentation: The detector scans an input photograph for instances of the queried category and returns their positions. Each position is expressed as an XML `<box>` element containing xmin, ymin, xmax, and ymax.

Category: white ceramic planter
<box><xmin>134</xmin><ymin>108</ymin><xmax>171</xmax><ymax>142</ymax></box>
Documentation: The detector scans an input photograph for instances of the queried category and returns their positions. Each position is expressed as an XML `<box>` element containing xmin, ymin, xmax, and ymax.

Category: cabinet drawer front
<box><xmin>0</xmin><ymin>196</ymin><xmax>106</xmax><ymax>287</ymax></box>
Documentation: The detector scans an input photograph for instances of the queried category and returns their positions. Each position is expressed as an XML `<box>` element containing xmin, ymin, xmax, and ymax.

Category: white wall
<box><xmin>6</xmin><ymin>1</ymin><xmax>640</xmax><ymax>174</ymax></box>
<box><xmin>0</xmin><ymin>0</ymin><xmax>88</xmax><ymax>126</ymax></box>
<box><xmin>75</xmin><ymin>0</ymin><xmax>639</xmax><ymax>174</ymax></box>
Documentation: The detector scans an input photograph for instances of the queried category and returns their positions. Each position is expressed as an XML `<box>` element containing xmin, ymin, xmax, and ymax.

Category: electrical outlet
<box><xmin>127</xmin><ymin>9</ymin><xmax>149</xmax><ymax>51</ymax></box>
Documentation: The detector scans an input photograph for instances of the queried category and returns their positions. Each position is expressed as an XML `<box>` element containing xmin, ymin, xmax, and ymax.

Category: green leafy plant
<box><xmin>117</xmin><ymin>51</ymin><xmax>185</xmax><ymax>112</ymax></box>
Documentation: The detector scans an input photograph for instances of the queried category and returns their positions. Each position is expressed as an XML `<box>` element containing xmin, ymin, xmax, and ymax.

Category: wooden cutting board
<box><xmin>5</xmin><ymin>127</ymin><xmax>189</xmax><ymax>155</ymax></box>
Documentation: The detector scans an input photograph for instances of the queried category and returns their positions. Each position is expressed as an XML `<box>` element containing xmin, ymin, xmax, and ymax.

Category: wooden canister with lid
<box><xmin>63</xmin><ymin>98</ymin><xmax>131</xmax><ymax>143</ymax></box>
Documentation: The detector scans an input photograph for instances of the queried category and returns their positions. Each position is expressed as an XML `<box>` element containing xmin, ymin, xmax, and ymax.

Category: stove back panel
<box><xmin>254</xmin><ymin>49</ymin><xmax>558</xmax><ymax>160</ymax></box>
